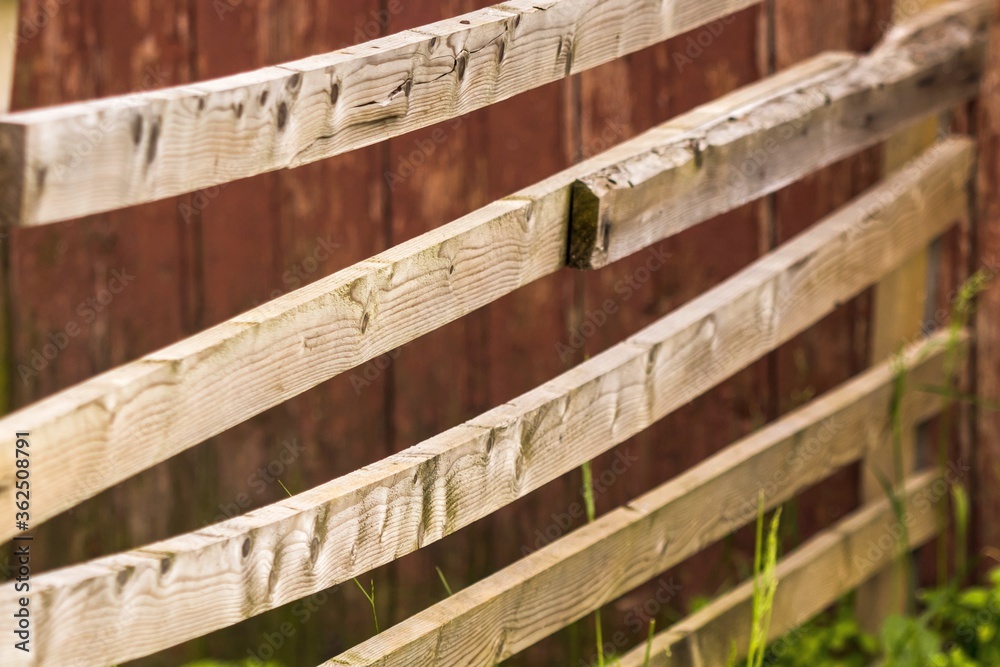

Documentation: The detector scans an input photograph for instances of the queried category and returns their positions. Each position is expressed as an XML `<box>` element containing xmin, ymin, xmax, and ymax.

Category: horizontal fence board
<box><xmin>0</xmin><ymin>27</ymin><xmax>957</xmax><ymax>546</ymax></box>
<box><xmin>616</xmin><ymin>470</ymin><xmax>946</xmax><ymax>667</ymax></box>
<box><xmin>0</xmin><ymin>127</ymin><xmax>969</xmax><ymax>664</ymax></box>
<box><xmin>0</xmin><ymin>3</ymin><xmax>981</xmax><ymax>547</ymax></box>
<box><xmin>0</xmin><ymin>0</ymin><xmax>759</xmax><ymax>227</ymax></box>
<box><xmin>569</xmin><ymin>0</ymin><xmax>991</xmax><ymax>268</ymax></box>
<box><xmin>0</xmin><ymin>120</ymin><xmax>689</xmax><ymax>542</ymax></box>
<box><xmin>327</xmin><ymin>341</ymin><xmax>956</xmax><ymax>666</ymax></box>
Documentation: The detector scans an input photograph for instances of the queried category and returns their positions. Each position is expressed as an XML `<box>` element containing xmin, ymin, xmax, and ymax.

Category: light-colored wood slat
<box><xmin>0</xmin><ymin>134</ymin><xmax>970</xmax><ymax>666</ymax></box>
<box><xmin>0</xmin><ymin>0</ymin><xmax>17</xmax><ymax>418</ymax></box>
<box><xmin>0</xmin><ymin>0</ymin><xmax>16</xmax><ymax>114</ymax></box>
<box><xmin>857</xmin><ymin>0</ymin><xmax>949</xmax><ymax>632</ymax></box>
<box><xmin>0</xmin><ymin>196</ymin><xmax>563</xmax><ymax>543</ymax></box>
<box><xmin>0</xmin><ymin>47</ymin><xmax>915</xmax><ymax>545</ymax></box>
<box><xmin>326</xmin><ymin>342</ymin><xmax>955</xmax><ymax>667</ymax></box>
<box><xmin>0</xmin><ymin>0</ymin><xmax>760</xmax><ymax>227</ymax></box>
<box><xmin>616</xmin><ymin>470</ymin><xmax>946</xmax><ymax>667</ymax></box>
<box><xmin>568</xmin><ymin>0</ymin><xmax>991</xmax><ymax>269</ymax></box>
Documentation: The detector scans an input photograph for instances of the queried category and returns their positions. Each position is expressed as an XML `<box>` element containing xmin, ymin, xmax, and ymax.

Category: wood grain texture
<box><xmin>568</xmin><ymin>0</ymin><xmax>991</xmax><ymax>269</ymax></box>
<box><xmin>858</xmin><ymin>0</ymin><xmax>948</xmax><ymax>633</ymax></box>
<box><xmin>327</xmin><ymin>340</ymin><xmax>955</xmax><ymax>666</ymax></box>
<box><xmin>381</xmin><ymin>0</ymin><xmax>496</xmax><ymax>634</ymax></box>
<box><xmin>183</xmin><ymin>4</ymin><xmax>394</xmax><ymax>661</ymax></box>
<box><xmin>0</xmin><ymin>0</ymin><xmax>761</xmax><ymax>227</ymax></box>
<box><xmin>0</xmin><ymin>194</ymin><xmax>563</xmax><ymax>542</ymax></box>
<box><xmin>1</xmin><ymin>9</ymin><xmax>982</xmax><ymax>546</ymax></box>
<box><xmin>767</xmin><ymin>0</ymin><xmax>890</xmax><ymax>575</ymax></box>
<box><xmin>2</xmin><ymin>0</ymin><xmax>200</xmax><ymax>583</ymax></box>
<box><xmin>467</xmin><ymin>9</ymin><xmax>579</xmax><ymax>661</ymax></box>
<box><xmin>572</xmin><ymin>10</ymin><xmax>765</xmax><ymax>659</ymax></box>
<box><xmin>0</xmin><ymin>107</ymin><xmax>704</xmax><ymax>542</ymax></box>
<box><xmin>0</xmin><ymin>138</ymin><xmax>971</xmax><ymax>666</ymax></box>
<box><xmin>0</xmin><ymin>46</ymin><xmax>927</xmax><ymax>544</ymax></box>
<box><xmin>616</xmin><ymin>470</ymin><xmax>946</xmax><ymax>667</ymax></box>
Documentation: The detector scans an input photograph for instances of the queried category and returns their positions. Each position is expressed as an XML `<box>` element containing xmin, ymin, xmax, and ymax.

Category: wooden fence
<box><xmin>0</xmin><ymin>0</ymin><xmax>993</xmax><ymax>664</ymax></box>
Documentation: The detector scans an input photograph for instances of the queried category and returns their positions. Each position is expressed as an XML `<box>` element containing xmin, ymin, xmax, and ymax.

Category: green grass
<box><xmin>743</xmin><ymin>492</ymin><xmax>782</xmax><ymax>667</ymax></box>
<box><xmin>643</xmin><ymin>619</ymin><xmax>656</xmax><ymax>667</ymax></box>
<box><xmin>581</xmin><ymin>460</ymin><xmax>606</xmax><ymax>667</ymax></box>
<box><xmin>280</xmin><ymin>479</ymin><xmax>381</xmax><ymax>638</ymax></box>
<box><xmin>436</xmin><ymin>566</ymin><xmax>454</xmax><ymax>597</ymax></box>
<box><xmin>353</xmin><ymin>578</ymin><xmax>380</xmax><ymax>634</ymax></box>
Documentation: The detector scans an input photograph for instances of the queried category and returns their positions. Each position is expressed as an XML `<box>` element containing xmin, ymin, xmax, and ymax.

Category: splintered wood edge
<box><xmin>0</xmin><ymin>2</ymin><xmax>980</xmax><ymax>551</ymax></box>
<box><xmin>326</xmin><ymin>341</ymin><xmax>955</xmax><ymax>665</ymax></box>
<box><xmin>5</xmin><ymin>128</ymin><xmax>967</xmax><ymax>664</ymax></box>
<box><xmin>0</xmin><ymin>0</ymin><xmax>761</xmax><ymax>227</ymax></box>
<box><xmin>0</xmin><ymin>40</ymin><xmax>929</xmax><ymax>545</ymax></box>
<box><xmin>566</xmin><ymin>0</ymin><xmax>991</xmax><ymax>269</ymax></box>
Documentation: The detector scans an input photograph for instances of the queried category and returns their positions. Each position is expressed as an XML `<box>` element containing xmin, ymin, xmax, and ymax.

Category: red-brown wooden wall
<box><xmin>2</xmin><ymin>0</ymin><xmax>992</xmax><ymax>664</ymax></box>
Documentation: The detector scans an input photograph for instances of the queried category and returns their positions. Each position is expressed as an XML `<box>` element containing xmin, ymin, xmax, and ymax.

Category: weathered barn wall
<box><xmin>2</xmin><ymin>0</ymin><xmax>984</xmax><ymax>664</ymax></box>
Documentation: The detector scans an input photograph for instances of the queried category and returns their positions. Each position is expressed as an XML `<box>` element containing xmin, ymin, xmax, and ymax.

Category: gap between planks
<box><xmin>325</xmin><ymin>364</ymin><xmax>953</xmax><ymax>666</ymax></box>
<box><xmin>0</xmin><ymin>132</ymin><xmax>972</xmax><ymax>666</ymax></box>
<box><xmin>0</xmin><ymin>2</ymin><xmax>986</xmax><ymax>546</ymax></box>
<box><xmin>0</xmin><ymin>0</ymin><xmax>762</xmax><ymax>227</ymax></box>
<box><xmin>567</xmin><ymin>0</ymin><xmax>991</xmax><ymax>268</ymax></box>
<box><xmin>615</xmin><ymin>470</ymin><xmax>947</xmax><ymax>667</ymax></box>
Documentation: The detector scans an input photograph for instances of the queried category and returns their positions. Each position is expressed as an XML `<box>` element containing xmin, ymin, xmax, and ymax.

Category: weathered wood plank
<box><xmin>767</xmin><ymin>0</ymin><xmax>888</xmax><ymax>570</ymax></box>
<box><xmin>0</xmin><ymin>0</ymin><xmax>761</xmax><ymax>227</ymax></box>
<box><xmin>858</xmin><ymin>0</ymin><xmax>948</xmax><ymax>633</ymax></box>
<box><xmin>0</xmin><ymin>195</ymin><xmax>563</xmax><ymax>543</ymax></box>
<box><xmin>616</xmin><ymin>470</ymin><xmax>946</xmax><ymax>667</ymax></box>
<box><xmin>568</xmin><ymin>0</ymin><xmax>990</xmax><ymax>269</ymax></box>
<box><xmin>0</xmin><ymin>47</ymin><xmax>916</xmax><ymax>544</ymax></box>
<box><xmin>574</xmin><ymin>11</ymin><xmax>766</xmax><ymax>657</ymax></box>
<box><xmin>0</xmin><ymin>136</ymin><xmax>970</xmax><ymax>665</ymax></box>
<box><xmin>382</xmin><ymin>0</ymin><xmax>497</xmax><ymax>632</ymax></box>
<box><xmin>327</xmin><ymin>341</ymin><xmax>955</xmax><ymax>666</ymax></box>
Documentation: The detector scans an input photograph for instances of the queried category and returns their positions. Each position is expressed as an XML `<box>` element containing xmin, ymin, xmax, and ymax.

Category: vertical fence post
<box><xmin>856</xmin><ymin>0</ymin><xmax>943</xmax><ymax>634</ymax></box>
